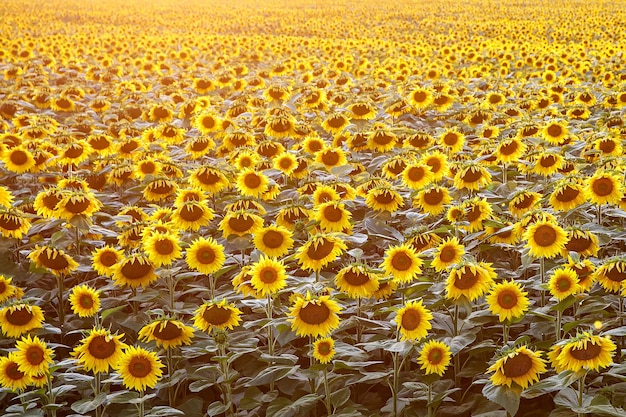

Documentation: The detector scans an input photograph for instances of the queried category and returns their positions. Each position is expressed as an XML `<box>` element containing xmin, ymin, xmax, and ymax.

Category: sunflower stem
<box><xmin>427</xmin><ymin>382</ymin><xmax>433</xmax><ymax>417</ymax></box>
<box><xmin>597</xmin><ymin>203</ymin><xmax>602</xmax><ymax>226</ymax></box>
<box><xmin>166</xmin><ymin>347</ymin><xmax>174</xmax><ymax>407</ymax></box>
<box><xmin>501</xmin><ymin>162</ymin><xmax>507</xmax><ymax>184</ymax></box>
<box><xmin>138</xmin><ymin>390</ymin><xmax>144</xmax><ymax>417</ymax></box>
<box><xmin>556</xmin><ymin>308</ymin><xmax>562</xmax><ymax>341</ymax></box>
<box><xmin>131</xmin><ymin>287</ymin><xmax>138</xmax><ymax>315</ymax></box>
<box><xmin>503</xmin><ymin>322</ymin><xmax>509</xmax><ymax>344</ymax></box>
<box><xmin>356</xmin><ymin>297</ymin><xmax>362</xmax><ymax>344</ymax></box>
<box><xmin>539</xmin><ymin>256</ymin><xmax>546</xmax><ymax>307</ymax></box>
<box><xmin>453</xmin><ymin>303</ymin><xmax>460</xmax><ymax>388</ymax></box>
<box><xmin>167</xmin><ymin>272</ymin><xmax>176</xmax><ymax>314</ymax></box>
<box><xmin>323</xmin><ymin>366</ymin><xmax>332</xmax><ymax>416</ymax></box>
<box><xmin>392</xmin><ymin>351</ymin><xmax>400</xmax><ymax>417</ymax></box>
<box><xmin>578</xmin><ymin>371</ymin><xmax>588</xmax><ymax>417</ymax></box>
<box><xmin>267</xmin><ymin>294</ymin><xmax>275</xmax><ymax>392</ymax></box>
<box><xmin>94</xmin><ymin>372</ymin><xmax>102</xmax><ymax>417</ymax></box>
<box><xmin>218</xmin><ymin>343</ymin><xmax>235</xmax><ymax>417</ymax></box>
<box><xmin>57</xmin><ymin>274</ymin><xmax>65</xmax><ymax>339</ymax></box>
<box><xmin>46</xmin><ymin>371</ymin><xmax>57</xmax><ymax>417</ymax></box>
<box><xmin>208</xmin><ymin>274</ymin><xmax>215</xmax><ymax>300</ymax></box>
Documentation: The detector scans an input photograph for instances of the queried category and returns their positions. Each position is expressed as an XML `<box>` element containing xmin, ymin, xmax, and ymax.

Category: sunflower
<box><xmin>541</xmin><ymin>120</ymin><xmax>569</xmax><ymax>145</ymax></box>
<box><xmin>193</xmin><ymin>299</ymin><xmax>242</xmax><ymax>333</ymax></box>
<box><xmin>253</xmin><ymin>225</ymin><xmax>294</xmax><ymax>258</ymax></box>
<box><xmin>461</xmin><ymin>197</ymin><xmax>493</xmax><ymax>232</ymax></box>
<box><xmin>396</xmin><ymin>299</ymin><xmax>432</xmax><ymax>341</ymax></box>
<box><xmin>594</xmin><ymin>136</ymin><xmax>623</xmax><ymax>157</ymax></box>
<box><xmin>585</xmin><ymin>170</ymin><xmax>623</xmax><ymax>206</ymax></box>
<box><xmin>420</xmin><ymin>150</ymin><xmax>450</xmax><ymax>181</ymax></box>
<box><xmin>296</xmin><ymin>233</ymin><xmax>347</xmax><ymax>272</ymax></box>
<box><xmin>288</xmin><ymin>293</ymin><xmax>342</xmax><ymax>338</ymax></box>
<box><xmin>234</xmin><ymin>168</ymin><xmax>269</xmax><ymax>198</ymax></box>
<box><xmin>367</xmin><ymin>123</ymin><xmax>397</xmax><ymax>152</ymax></box>
<box><xmin>439</xmin><ymin>128</ymin><xmax>465</xmax><ymax>154</ymax></box>
<box><xmin>568</xmin><ymin>259</ymin><xmax>596</xmax><ymax>292</ymax></box>
<box><xmin>273</xmin><ymin>152</ymin><xmax>298</xmax><ymax>176</ymax></box>
<box><xmin>381</xmin><ymin>244</ymin><xmax>423</xmax><ymax>284</ymax></box>
<box><xmin>407</xmin><ymin>86</ymin><xmax>433</xmax><ymax>109</ymax></box>
<box><xmin>249</xmin><ymin>255</ymin><xmax>288</xmax><ymax>296</ymax></box>
<box><xmin>334</xmin><ymin>264</ymin><xmax>380</xmax><ymax>299</ymax></box>
<box><xmin>142</xmin><ymin>232</ymin><xmax>182</xmax><ymax>267</ymax></box>
<box><xmin>486</xmin><ymin>280</ymin><xmax>529</xmax><ymax>322</ymax></box>
<box><xmin>594</xmin><ymin>258</ymin><xmax>626</xmax><ymax>293</ymax></box>
<box><xmin>402</xmin><ymin>163</ymin><xmax>434</xmax><ymax>190</ymax></box>
<box><xmin>69</xmin><ymin>285</ymin><xmax>100</xmax><ymax>318</ymax></box>
<box><xmin>10</xmin><ymin>330</ymin><xmax>50</xmax><ymax>375</ymax></box>
<box><xmin>171</xmin><ymin>200</ymin><xmax>215</xmax><ymax>232</ymax></box>
<box><xmin>494</xmin><ymin>137</ymin><xmax>527</xmax><ymax>164</ymax></box>
<box><xmin>445</xmin><ymin>262</ymin><xmax>495</xmax><ymax>302</ymax></box>
<box><xmin>311</xmin><ymin>337</ymin><xmax>336</xmax><ymax>364</ymax></box>
<box><xmin>264</xmin><ymin>114</ymin><xmax>295</xmax><ymax>138</ymax></box>
<box><xmin>276</xmin><ymin>204</ymin><xmax>311</xmax><ymax>230</ymax></box>
<box><xmin>56</xmin><ymin>190</ymin><xmax>102</xmax><ymax>221</ymax></box>
<box><xmin>311</xmin><ymin>184</ymin><xmax>340</xmax><ymax>205</ymax></box>
<box><xmin>115</xmin><ymin>346</ymin><xmax>164</xmax><ymax>392</ymax></box>
<box><xmin>0</xmin><ymin>353</ymin><xmax>31</xmax><ymax>391</ymax></box>
<box><xmin>193</xmin><ymin>111</ymin><xmax>222</xmax><ymax>135</ymax></box>
<box><xmin>488</xmin><ymin>346</ymin><xmax>547</xmax><ymax>389</ymax></box>
<box><xmin>91</xmin><ymin>245</ymin><xmax>123</xmax><ymax>276</ymax></box>
<box><xmin>549</xmin><ymin>180</ymin><xmax>586</xmax><ymax>212</ymax></box>
<box><xmin>0</xmin><ymin>303</ymin><xmax>44</xmax><ymax>338</ymax></box>
<box><xmin>453</xmin><ymin>163</ymin><xmax>492</xmax><ymax>191</ymax></box>
<box><xmin>189</xmin><ymin>166</ymin><xmax>230</xmax><ymax>194</ymax></box>
<box><xmin>411</xmin><ymin>185</ymin><xmax>450</xmax><ymax>216</ymax></box>
<box><xmin>0</xmin><ymin>208</ymin><xmax>31</xmax><ymax>239</ymax></box>
<box><xmin>530</xmin><ymin>152</ymin><xmax>564</xmax><ymax>177</ymax></box>
<box><xmin>219</xmin><ymin>210</ymin><xmax>263</xmax><ymax>238</ymax></box>
<box><xmin>143</xmin><ymin>178</ymin><xmax>178</xmax><ymax>202</ymax></box>
<box><xmin>28</xmin><ymin>245</ymin><xmax>78</xmax><ymax>276</ymax></box>
<box><xmin>315</xmin><ymin>147</ymin><xmax>348</xmax><ymax>170</ymax></box>
<box><xmin>407</xmin><ymin>230</ymin><xmax>442</xmax><ymax>253</ymax></box>
<box><xmin>509</xmin><ymin>191</ymin><xmax>542</xmax><ymax>218</ymax></box>
<box><xmin>0</xmin><ymin>186</ymin><xmax>13</xmax><ymax>207</ymax></box>
<box><xmin>0</xmin><ymin>275</ymin><xmax>19</xmax><ymax>303</ymax></box>
<box><xmin>313</xmin><ymin>201</ymin><xmax>352</xmax><ymax>233</ymax></box>
<box><xmin>72</xmin><ymin>328</ymin><xmax>127</xmax><ymax>374</ymax></box>
<box><xmin>2</xmin><ymin>146</ymin><xmax>36</xmax><ymax>173</ymax></box>
<box><xmin>365</xmin><ymin>186</ymin><xmax>404</xmax><ymax>213</ymax></box>
<box><xmin>431</xmin><ymin>236</ymin><xmax>465</xmax><ymax>272</ymax></box>
<box><xmin>185</xmin><ymin>237</ymin><xmax>226</xmax><ymax>275</ymax></box>
<box><xmin>418</xmin><ymin>340</ymin><xmax>452</xmax><ymax>376</ymax></box>
<box><xmin>138</xmin><ymin>318</ymin><xmax>195</xmax><ymax>349</ymax></box>
<box><xmin>553</xmin><ymin>332</ymin><xmax>616</xmax><ymax>372</ymax></box>
<box><xmin>112</xmin><ymin>254</ymin><xmax>157</xmax><ymax>288</ymax></box>
<box><xmin>231</xmin><ymin>265</ymin><xmax>261</xmax><ymax>298</ymax></box>
<box><xmin>348</xmin><ymin>101</ymin><xmax>377</xmax><ymax>120</ymax></box>
<box><xmin>523</xmin><ymin>214</ymin><xmax>568</xmax><ymax>258</ymax></box>
<box><xmin>548</xmin><ymin>267</ymin><xmax>581</xmax><ymax>301</ymax></box>
<box><xmin>563</xmin><ymin>229</ymin><xmax>599</xmax><ymax>258</ymax></box>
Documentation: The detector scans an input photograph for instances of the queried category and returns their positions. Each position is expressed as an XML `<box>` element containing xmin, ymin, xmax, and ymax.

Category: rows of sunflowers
<box><xmin>1</xmin><ymin>0</ymin><xmax>626</xmax><ymax>416</ymax></box>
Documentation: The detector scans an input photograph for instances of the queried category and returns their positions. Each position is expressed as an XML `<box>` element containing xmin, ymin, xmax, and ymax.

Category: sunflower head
<box><xmin>488</xmin><ymin>345</ymin><xmax>547</xmax><ymax>389</ymax></box>
<box><xmin>418</xmin><ymin>340</ymin><xmax>452</xmax><ymax>376</ymax></box>
<box><xmin>69</xmin><ymin>285</ymin><xmax>101</xmax><ymax>318</ymax></box>
<box><xmin>396</xmin><ymin>299</ymin><xmax>433</xmax><ymax>341</ymax></box>
<box><xmin>288</xmin><ymin>292</ymin><xmax>342</xmax><ymax>338</ymax></box>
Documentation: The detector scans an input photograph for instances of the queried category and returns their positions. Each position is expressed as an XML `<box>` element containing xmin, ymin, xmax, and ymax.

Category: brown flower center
<box><xmin>323</xmin><ymin>205</ymin><xmax>344</xmax><ymax>223</ymax></box>
<box><xmin>260</xmin><ymin>267</ymin><xmax>278</xmax><ymax>284</ymax></box>
<box><xmin>439</xmin><ymin>245</ymin><xmax>458</xmax><ymax>263</ymax></box>
<box><xmin>443</xmin><ymin>132</ymin><xmax>459</xmax><ymax>146</ymax></box>
<box><xmin>427</xmin><ymin>348</ymin><xmax>443</xmax><ymax>364</ymax></box>
<box><xmin>374</xmin><ymin>190</ymin><xmax>395</xmax><ymax>205</ymax></box>
<box><xmin>196</xmin><ymin>246</ymin><xmax>216</xmax><ymax>264</ymax></box>
<box><xmin>128</xmin><ymin>356</ymin><xmax>152</xmax><ymax>378</ymax></box>
<box><xmin>244</xmin><ymin>173</ymin><xmax>262</xmax><ymax>189</ymax></box>
<box><xmin>202</xmin><ymin>305</ymin><xmax>232</xmax><ymax>325</ymax></box>
<box><xmin>179</xmin><ymin>204</ymin><xmax>205</xmax><ymax>222</ymax></box>
<box><xmin>497</xmin><ymin>289</ymin><xmax>518</xmax><ymax>309</ymax></box>
<box><xmin>307</xmin><ymin>239</ymin><xmax>335</xmax><ymax>261</ymax></box>
<box><xmin>153</xmin><ymin>321</ymin><xmax>183</xmax><ymax>340</ymax></box>
<box><xmin>327</xmin><ymin>116</ymin><xmax>346</xmax><ymax>129</ymax></box>
<box><xmin>79</xmin><ymin>294</ymin><xmax>94</xmax><ymax>309</ymax></box>
<box><xmin>197</xmin><ymin>169</ymin><xmax>221</xmax><ymax>185</ymax></box>
<box><xmin>317</xmin><ymin>341</ymin><xmax>332</xmax><ymax>355</ymax></box>
<box><xmin>502</xmin><ymin>353</ymin><xmax>533</xmax><ymax>378</ymax></box>
<box><xmin>570</xmin><ymin>343</ymin><xmax>602</xmax><ymax>361</ymax></box>
<box><xmin>426</xmin><ymin>157</ymin><xmax>441</xmax><ymax>174</ymax></box>
<box><xmin>26</xmin><ymin>346</ymin><xmax>45</xmax><ymax>366</ymax></box>
<box><xmin>6</xmin><ymin>362</ymin><xmax>25</xmax><ymax>381</ymax></box>
<box><xmin>407</xmin><ymin>166</ymin><xmax>427</xmax><ymax>182</ymax></box>
<box><xmin>605</xmin><ymin>265</ymin><xmax>626</xmax><ymax>282</ymax></box>
<box><xmin>99</xmin><ymin>250</ymin><xmax>119</xmax><ymax>267</ymax></box>
<box><xmin>413</xmin><ymin>91</ymin><xmax>428</xmax><ymax>103</ymax></box>
<box><xmin>6</xmin><ymin>306</ymin><xmax>34</xmax><ymax>326</ymax></box>
<box><xmin>423</xmin><ymin>189</ymin><xmax>444</xmax><ymax>206</ymax></box>
<box><xmin>299</xmin><ymin>301</ymin><xmax>331</xmax><ymax>324</ymax></box>
<box><xmin>565</xmin><ymin>236</ymin><xmax>592</xmax><ymax>253</ymax></box>
<box><xmin>201</xmin><ymin>116</ymin><xmax>215</xmax><ymax>129</ymax></box>
<box><xmin>533</xmin><ymin>225</ymin><xmax>557</xmax><ymax>247</ymax></box>
<box><xmin>391</xmin><ymin>251</ymin><xmax>413</xmax><ymax>272</ymax></box>
<box><xmin>321</xmin><ymin>150</ymin><xmax>340</xmax><ymax>166</ymax></box>
<box><xmin>556</xmin><ymin>276</ymin><xmax>572</xmax><ymax>292</ymax></box>
<box><xmin>262</xmin><ymin>230</ymin><xmax>284</xmax><ymax>249</ymax></box>
<box><xmin>555</xmin><ymin>186</ymin><xmax>580</xmax><ymax>202</ymax></box>
<box><xmin>120</xmin><ymin>258</ymin><xmax>152</xmax><ymax>280</ymax></box>
<box><xmin>64</xmin><ymin>197</ymin><xmax>91</xmax><ymax>214</ymax></box>
<box><xmin>343</xmin><ymin>269</ymin><xmax>370</xmax><ymax>286</ymax></box>
<box><xmin>465</xmin><ymin>204</ymin><xmax>483</xmax><ymax>222</ymax></box>
<box><xmin>10</xmin><ymin>150</ymin><xmax>28</xmax><ymax>165</ymax></box>
<box><xmin>38</xmin><ymin>249</ymin><xmax>70</xmax><ymax>270</ymax></box>
<box><xmin>514</xmin><ymin>194</ymin><xmax>535</xmax><ymax>209</ymax></box>
<box><xmin>592</xmin><ymin>177</ymin><xmax>614</xmax><ymax>197</ymax></box>
<box><xmin>0</xmin><ymin>214</ymin><xmax>22</xmax><ymax>231</ymax></box>
<box><xmin>540</xmin><ymin>155</ymin><xmax>557</xmax><ymax>168</ymax></box>
<box><xmin>461</xmin><ymin>167</ymin><xmax>482</xmax><ymax>183</ymax></box>
<box><xmin>400</xmin><ymin>308</ymin><xmax>421</xmax><ymax>331</ymax></box>
<box><xmin>156</xmin><ymin>238</ymin><xmax>175</xmax><ymax>255</ymax></box>
<box><xmin>228</xmin><ymin>215</ymin><xmax>254</xmax><ymax>233</ymax></box>
<box><xmin>454</xmin><ymin>267</ymin><xmax>479</xmax><ymax>290</ymax></box>
<box><xmin>546</xmin><ymin>124</ymin><xmax>563</xmax><ymax>138</ymax></box>
<box><xmin>499</xmin><ymin>140</ymin><xmax>519</xmax><ymax>155</ymax></box>
<box><xmin>351</xmin><ymin>103</ymin><xmax>372</xmax><ymax>116</ymax></box>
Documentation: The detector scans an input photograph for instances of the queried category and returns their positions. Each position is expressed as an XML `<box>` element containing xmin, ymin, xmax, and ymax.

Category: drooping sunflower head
<box><xmin>508</xmin><ymin>190</ymin><xmax>542</xmax><ymax>218</ymax></box>
<box><xmin>488</xmin><ymin>345</ymin><xmax>547</xmax><ymax>389</ymax></box>
<box><xmin>111</xmin><ymin>253</ymin><xmax>157</xmax><ymax>289</ymax></box>
<box><xmin>138</xmin><ymin>318</ymin><xmax>195</xmax><ymax>349</ymax></box>
<box><xmin>553</xmin><ymin>331</ymin><xmax>616</xmax><ymax>372</ymax></box>
<box><xmin>287</xmin><ymin>292</ymin><xmax>342</xmax><ymax>338</ymax></box>
<box><xmin>0</xmin><ymin>208</ymin><xmax>31</xmax><ymax>239</ymax></box>
<box><xmin>172</xmin><ymin>200</ymin><xmax>215</xmax><ymax>232</ymax></box>
<box><xmin>445</xmin><ymin>261</ymin><xmax>495</xmax><ymax>302</ymax></box>
<box><xmin>219</xmin><ymin>210</ymin><xmax>263</xmax><ymax>239</ymax></box>
<box><xmin>296</xmin><ymin>233</ymin><xmax>347</xmax><ymax>272</ymax></box>
<box><xmin>0</xmin><ymin>303</ymin><xmax>45</xmax><ymax>338</ymax></box>
<box><xmin>193</xmin><ymin>299</ymin><xmax>242</xmax><ymax>334</ymax></box>
<box><xmin>27</xmin><ymin>245</ymin><xmax>79</xmax><ymax>277</ymax></box>
<box><xmin>334</xmin><ymin>263</ymin><xmax>380</xmax><ymax>299</ymax></box>
<box><xmin>365</xmin><ymin>186</ymin><xmax>404</xmax><ymax>213</ymax></box>
<box><xmin>594</xmin><ymin>257</ymin><xmax>626</xmax><ymax>293</ymax></box>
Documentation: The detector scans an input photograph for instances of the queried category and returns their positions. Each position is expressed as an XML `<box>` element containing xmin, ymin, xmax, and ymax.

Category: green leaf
<box><xmin>107</xmin><ymin>391</ymin><xmax>139</xmax><ymax>404</ymax></box>
<box><xmin>206</xmin><ymin>401</ymin><xmax>230</xmax><ymax>416</ymax></box>
<box><xmin>71</xmin><ymin>393</ymin><xmax>107</xmax><ymax>414</ymax></box>
<box><xmin>581</xmin><ymin>405</ymin><xmax>626</xmax><ymax>417</ymax></box>
<box><xmin>245</xmin><ymin>365</ymin><xmax>300</xmax><ymax>387</ymax></box>
<box><xmin>145</xmin><ymin>406</ymin><xmax>185</xmax><ymax>417</ymax></box>
<box><xmin>101</xmin><ymin>305</ymin><xmax>126</xmax><ymax>321</ymax></box>
<box><xmin>554</xmin><ymin>387</ymin><xmax>579</xmax><ymax>409</ymax></box>
<box><xmin>330</xmin><ymin>387</ymin><xmax>351</xmax><ymax>409</ymax></box>
<box><xmin>482</xmin><ymin>382</ymin><xmax>521</xmax><ymax>416</ymax></box>
<box><xmin>266</xmin><ymin>398</ymin><xmax>294</xmax><ymax>417</ymax></box>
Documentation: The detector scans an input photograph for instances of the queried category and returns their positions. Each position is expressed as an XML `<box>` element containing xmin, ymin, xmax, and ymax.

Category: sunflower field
<box><xmin>1</xmin><ymin>0</ymin><xmax>626</xmax><ymax>416</ymax></box>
